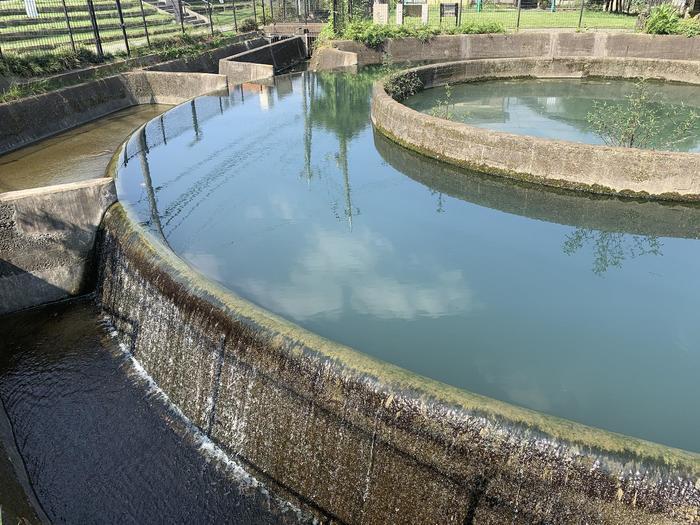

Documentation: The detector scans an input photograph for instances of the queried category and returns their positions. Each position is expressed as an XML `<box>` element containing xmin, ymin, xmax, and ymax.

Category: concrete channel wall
<box><xmin>0</xmin><ymin>178</ymin><xmax>116</xmax><ymax>315</ymax></box>
<box><xmin>312</xmin><ymin>31</ymin><xmax>700</xmax><ymax>69</ymax></box>
<box><xmin>98</xmin><ymin>201</ymin><xmax>700</xmax><ymax>525</ymax></box>
<box><xmin>372</xmin><ymin>57</ymin><xmax>700</xmax><ymax>201</ymax></box>
<box><xmin>219</xmin><ymin>36</ymin><xmax>308</xmax><ymax>84</ymax></box>
<box><xmin>0</xmin><ymin>71</ymin><xmax>228</xmax><ymax>156</ymax></box>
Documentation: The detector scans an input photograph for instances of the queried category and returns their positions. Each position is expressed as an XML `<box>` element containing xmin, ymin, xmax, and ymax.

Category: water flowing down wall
<box><xmin>96</xmin><ymin>202</ymin><xmax>700</xmax><ymax>524</ymax></box>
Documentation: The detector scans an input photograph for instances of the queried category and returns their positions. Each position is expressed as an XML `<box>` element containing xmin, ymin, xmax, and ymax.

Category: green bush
<box><xmin>239</xmin><ymin>18</ymin><xmax>259</xmax><ymax>32</ymax></box>
<box><xmin>340</xmin><ymin>20</ymin><xmax>503</xmax><ymax>49</ymax></box>
<box><xmin>644</xmin><ymin>4</ymin><xmax>681</xmax><ymax>34</ymax></box>
<box><xmin>384</xmin><ymin>70</ymin><xmax>423</xmax><ymax>101</ymax></box>
<box><xmin>677</xmin><ymin>17</ymin><xmax>700</xmax><ymax>37</ymax></box>
<box><xmin>0</xmin><ymin>48</ymin><xmax>107</xmax><ymax>78</ymax></box>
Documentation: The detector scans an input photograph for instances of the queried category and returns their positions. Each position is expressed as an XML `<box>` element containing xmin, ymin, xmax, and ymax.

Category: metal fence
<box><xmin>0</xmin><ymin>0</ymin><xmax>331</xmax><ymax>57</ymax></box>
<box><xmin>0</xmin><ymin>0</ymin><xmax>654</xmax><ymax>58</ymax></box>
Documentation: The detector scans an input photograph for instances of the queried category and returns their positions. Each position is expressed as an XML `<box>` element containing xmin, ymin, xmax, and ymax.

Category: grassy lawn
<box><xmin>388</xmin><ymin>4</ymin><xmax>637</xmax><ymax>29</ymax></box>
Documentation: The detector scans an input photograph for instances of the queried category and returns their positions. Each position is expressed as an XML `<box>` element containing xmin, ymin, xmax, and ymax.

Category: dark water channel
<box><xmin>0</xmin><ymin>298</ymin><xmax>308</xmax><ymax>524</ymax></box>
<box><xmin>116</xmin><ymin>69</ymin><xmax>700</xmax><ymax>454</ymax></box>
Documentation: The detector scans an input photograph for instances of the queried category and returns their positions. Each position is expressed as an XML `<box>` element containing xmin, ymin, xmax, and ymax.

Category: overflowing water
<box><xmin>116</xmin><ymin>69</ymin><xmax>700</xmax><ymax>453</ymax></box>
<box><xmin>0</xmin><ymin>299</ymin><xmax>310</xmax><ymax>523</ymax></box>
<box><xmin>406</xmin><ymin>78</ymin><xmax>700</xmax><ymax>151</ymax></box>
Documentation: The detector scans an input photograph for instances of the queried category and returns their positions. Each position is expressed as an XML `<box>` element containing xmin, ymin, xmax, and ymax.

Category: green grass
<box><xmin>386</xmin><ymin>4</ymin><xmax>636</xmax><ymax>30</ymax></box>
<box><xmin>0</xmin><ymin>0</ymin><xmax>219</xmax><ymax>54</ymax></box>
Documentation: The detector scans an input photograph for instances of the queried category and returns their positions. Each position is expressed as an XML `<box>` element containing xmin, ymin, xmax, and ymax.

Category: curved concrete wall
<box><xmin>312</xmin><ymin>32</ymin><xmax>700</xmax><ymax>69</ymax></box>
<box><xmin>97</xmin><ymin>166</ymin><xmax>700</xmax><ymax>523</ymax></box>
<box><xmin>0</xmin><ymin>71</ymin><xmax>228</xmax><ymax>156</ymax></box>
<box><xmin>371</xmin><ymin>57</ymin><xmax>700</xmax><ymax>201</ymax></box>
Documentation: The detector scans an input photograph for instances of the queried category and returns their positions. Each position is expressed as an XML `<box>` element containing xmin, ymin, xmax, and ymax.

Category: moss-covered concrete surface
<box><xmin>97</xmin><ymin>149</ymin><xmax>700</xmax><ymax>523</ymax></box>
<box><xmin>372</xmin><ymin>57</ymin><xmax>700</xmax><ymax>203</ymax></box>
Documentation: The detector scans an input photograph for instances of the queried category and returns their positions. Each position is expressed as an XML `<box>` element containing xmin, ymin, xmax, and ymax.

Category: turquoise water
<box><xmin>117</xmin><ymin>70</ymin><xmax>700</xmax><ymax>453</ymax></box>
<box><xmin>406</xmin><ymin>78</ymin><xmax>700</xmax><ymax>152</ymax></box>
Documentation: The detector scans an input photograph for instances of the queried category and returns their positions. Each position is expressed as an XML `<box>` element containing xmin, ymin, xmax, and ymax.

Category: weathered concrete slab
<box><xmin>0</xmin><ymin>178</ymin><xmax>116</xmax><ymax>314</ymax></box>
<box><xmin>219</xmin><ymin>37</ymin><xmax>307</xmax><ymax>84</ymax></box>
<box><xmin>371</xmin><ymin>57</ymin><xmax>700</xmax><ymax>201</ymax></box>
<box><xmin>0</xmin><ymin>71</ymin><xmax>227</xmax><ymax>155</ymax></box>
<box><xmin>146</xmin><ymin>34</ymin><xmax>267</xmax><ymax>73</ymax></box>
<box><xmin>97</xmin><ymin>202</ymin><xmax>700</xmax><ymax>525</ymax></box>
<box><xmin>315</xmin><ymin>32</ymin><xmax>700</xmax><ymax>68</ymax></box>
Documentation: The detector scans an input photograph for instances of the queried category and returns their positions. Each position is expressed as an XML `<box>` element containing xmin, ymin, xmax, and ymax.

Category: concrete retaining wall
<box><xmin>0</xmin><ymin>71</ymin><xmax>227</xmax><ymax>155</ymax></box>
<box><xmin>146</xmin><ymin>34</ymin><xmax>266</xmax><ymax>73</ymax></box>
<box><xmin>312</xmin><ymin>32</ymin><xmax>700</xmax><ymax>69</ymax></box>
<box><xmin>97</xmin><ymin>199</ymin><xmax>700</xmax><ymax>525</ymax></box>
<box><xmin>0</xmin><ymin>178</ymin><xmax>116</xmax><ymax>315</ymax></box>
<box><xmin>219</xmin><ymin>36</ymin><xmax>307</xmax><ymax>84</ymax></box>
<box><xmin>372</xmin><ymin>57</ymin><xmax>700</xmax><ymax>201</ymax></box>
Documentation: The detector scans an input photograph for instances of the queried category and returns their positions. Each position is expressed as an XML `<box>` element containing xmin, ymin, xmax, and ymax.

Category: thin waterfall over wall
<box><xmin>94</xmin><ymin>203</ymin><xmax>700</xmax><ymax>525</ymax></box>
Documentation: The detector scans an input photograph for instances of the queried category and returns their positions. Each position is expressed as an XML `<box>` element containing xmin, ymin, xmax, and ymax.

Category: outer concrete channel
<box><xmin>372</xmin><ymin>57</ymin><xmax>700</xmax><ymax>201</ymax></box>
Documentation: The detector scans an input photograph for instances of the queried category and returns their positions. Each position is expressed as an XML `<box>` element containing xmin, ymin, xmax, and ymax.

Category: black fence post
<box><xmin>60</xmin><ymin>0</ymin><xmax>76</xmax><ymax>52</ymax></box>
<box><xmin>207</xmin><ymin>1</ymin><xmax>215</xmax><ymax>33</ymax></box>
<box><xmin>269</xmin><ymin>0</ymin><xmax>274</xmax><ymax>21</ymax></box>
<box><xmin>139</xmin><ymin>0</ymin><xmax>152</xmax><ymax>46</ymax></box>
<box><xmin>231</xmin><ymin>0</ymin><xmax>238</xmax><ymax>30</ymax></box>
<box><xmin>115</xmin><ymin>0</ymin><xmax>131</xmax><ymax>56</ymax></box>
<box><xmin>252</xmin><ymin>0</ymin><xmax>258</xmax><ymax>24</ymax></box>
<box><xmin>86</xmin><ymin>0</ymin><xmax>104</xmax><ymax>60</ymax></box>
<box><xmin>261</xmin><ymin>0</ymin><xmax>266</xmax><ymax>23</ymax></box>
<box><xmin>177</xmin><ymin>0</ymin><xmax>186</xmax><ymax>33</ymax></box>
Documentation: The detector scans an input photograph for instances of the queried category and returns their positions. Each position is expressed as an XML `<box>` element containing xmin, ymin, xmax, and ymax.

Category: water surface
<box><xmin>406</xmin><ymin>78</ymin><xmax>700</xmax><ymax>151</ymax></box>
<box><xmin>117</xmin><ymin>70</ymin><xmax>700</xmax><ymax>453</ymax></box>
<box><xmin>0</xmin><ymin>299</ymin><xmax>307</xmax><ymax>523</ymax></box>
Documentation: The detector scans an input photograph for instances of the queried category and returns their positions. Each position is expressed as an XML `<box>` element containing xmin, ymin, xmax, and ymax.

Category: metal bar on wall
<box><xmin>115</xmin><ymin>0</ymin><xmax>131</xmax><ymax>56</ymax></box>
<box><xmin>139</xmin><ymin>0</ymin><xmax>152</xmax><ymax>46</ymax></box>
<box><xmin>208</xmin><ymin>1</ymin><xmax>215</xmax><ymax>34</ymax></box>
<box><xmin>177</xmin><ymin>0</ymin><xmax>186</xmax><ymax>33</ymax></box>
<box><xmin>60</xmin><ymin>0</ymin><xmax>77</xmax><ymax>52</ymax></box>
<box><xmin>231</xmin><ymin>0</ymin><xmax>238</xmax><ymax>30</ymax></box>
<box><xmin>86</xmin><ymin>0</ymin><xmax>104</xmax><ymax>60</ymax></box>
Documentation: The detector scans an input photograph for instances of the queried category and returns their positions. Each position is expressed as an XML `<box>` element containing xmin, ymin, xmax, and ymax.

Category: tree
<box><xmin>586</xmin><ymin>78</ymin><xmax>700</xmax><ymax>150</ymax></box>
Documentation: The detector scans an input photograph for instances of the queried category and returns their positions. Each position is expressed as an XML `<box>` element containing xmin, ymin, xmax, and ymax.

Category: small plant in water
<box><xmin>586</xmin><ymin>79</ymin><xmax>700</xmax><ymax>150</ymax></box>
<box><xmin>430</xmin><ymin>83</ymin><xmax>455</xmax><ymax>121</ymax></box>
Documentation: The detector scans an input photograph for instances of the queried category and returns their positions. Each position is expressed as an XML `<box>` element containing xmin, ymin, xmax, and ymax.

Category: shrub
<box><xmin>586</xmin><ymin>78</ymin><xmax>700</xmax><ymax>150</ymax></box>
<box><xmin>677</xmin><ymin>17</ymin><xmax>700</xmax><ymax>37</ymax></box>
<box><xmin>384</xmin><ymin>70</ymin><xmax>423</xmax><ymax>101</ymax></box>
<box><xmin>340</xmin><ymin>20</ymin><xmax>503</xmax><ymax>49</ymax></box>
<box><xmin>446</xmin><ymin>21</ymin><xmax>506</xmax><ymax>35</ymax></box>
<box><xmin>644</xmin><ymin>4</ymin><xmax>680</xmax><ymax>34</ymax></box>
<box><xmin>239</xmin><ymin>18</ymin><xmax>259</xmax><ymax>32</ymax></box>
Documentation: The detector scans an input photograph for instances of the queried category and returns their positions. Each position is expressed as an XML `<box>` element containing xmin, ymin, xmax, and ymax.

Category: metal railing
<box><xmin>0</xmin><ymin>0</ymin><xmax>659</xmax><ymax>59</ymax></box>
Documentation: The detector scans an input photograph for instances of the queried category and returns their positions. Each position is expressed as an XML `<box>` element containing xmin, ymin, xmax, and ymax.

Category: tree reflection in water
<box><xmin>562</xmin><ymin>228</ymin><xmax>663</xmax><ymax>275</ymax></box>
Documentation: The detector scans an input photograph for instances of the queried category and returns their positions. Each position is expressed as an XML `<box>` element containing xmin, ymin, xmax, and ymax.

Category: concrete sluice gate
<box><xmin>1</xmin><ymin>33</ymin><xmax>700</xmax><ymax>524</ymax></box>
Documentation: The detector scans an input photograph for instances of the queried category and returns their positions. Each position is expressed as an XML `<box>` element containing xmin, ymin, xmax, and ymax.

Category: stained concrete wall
<box><xmin>312</xmin><ymin>32</ymin><xmax>700</xmax><ymax>69</ymax></box>
<box><xmin>0</xmin><ymin>178</ymin><xmax>116</xmax><ymax>315</ymax></box>
<box><xmin>146</xmin><ymin>34</ymin><xmax>266</xmax><ymax>73</ymax></box>
<box><xmin>97</xmin><ymin>202</ymin><xmax>700</xmax><ymax>525</ymax></box>
<box><xmin>372</xmin><ymin>57</ymin><xmax>700</xmax><ymax>201</ymax></box>
<box><xmin>219</xmin><ymin>37</ymin><xmax>307</xmax><ymax>84</ymax></box>
<box><xmin>0</xmin><ymin>71</ymin><xmax>227</xmax><ymax>156</ymax></box>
